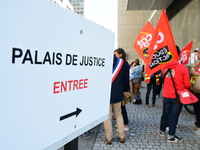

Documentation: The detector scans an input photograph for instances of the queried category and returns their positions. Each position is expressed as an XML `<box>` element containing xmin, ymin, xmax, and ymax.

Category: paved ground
<box><xmin>58</xmin><ymin>123</ymin><xmax>100</xmax><ymax>150</ymax></box>
<box><xmin>60</xmin><ymin>82</ymin><xmax>200</xmax><ymax>150</ymax></box>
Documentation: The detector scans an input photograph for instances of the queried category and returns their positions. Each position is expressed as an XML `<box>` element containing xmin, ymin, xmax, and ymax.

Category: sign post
<box><xmin>0</xmin><ymin>1</ymin><xmax>114</xmax><ymax>150</ymax></box>
<box><xmin>64</xmin><ymin>137</ymin><xmax>78</xmax><ymax>150</ymax></box>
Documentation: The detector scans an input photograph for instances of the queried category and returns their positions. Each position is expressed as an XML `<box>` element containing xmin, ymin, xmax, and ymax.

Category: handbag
<box><xmin>177</xmin><ymin>89</ymin><xmax>198</xmax><ymax>104</ymax></box>
<box><xmin>121</xmin><ymin>92</ymin><xmax>132</xmax><ymax>106</ymax></box>
<box><xmin>168</xmin><ymin>69</ymin><xmax>198</xmax><ymax>105</ymax></box>
<box><xmin>192</xmin><ymin>76</ymin><xmax>200</xmax><ymax>93</ymax></box>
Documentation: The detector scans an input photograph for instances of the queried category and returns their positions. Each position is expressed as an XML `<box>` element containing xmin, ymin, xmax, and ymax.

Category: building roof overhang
<box><xmin>126</xmin><ymin>0</ymin><xmax>174</xmax><ymax>10</ymax></box>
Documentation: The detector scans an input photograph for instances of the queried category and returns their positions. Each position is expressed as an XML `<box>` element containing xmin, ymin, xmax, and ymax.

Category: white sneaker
<box><xmin>194</xmin><ymin>128</ymin><xmax>200</xmax><ymax>135</ymax></box>
<box><xmin>124</xmin><ymin>127</ymin><xmax>129</xmax><ymax>132</ymax></box>
<box><xmin>116</xmin><ymin>127</ymin><xmax>129</xmax><ymax>132</ymax></box>
<box><xmin>187</xmin><ymin>125</ymin><xmax>199</xmax><ymax>130</ymax></box>
<box><xmin>157</xmin><ymin>130</ymin><xmax>166</xmax><ymax>137</ymax></box>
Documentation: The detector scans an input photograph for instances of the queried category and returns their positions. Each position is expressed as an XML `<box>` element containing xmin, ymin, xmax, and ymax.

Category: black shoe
<box><xmin>133</xmin><ymin>99</ymin><xmax>142</xmax><ymax>104</ymax></box>
<box><xmin>106</xmin><ymin>138</ymin><xmax>112</xmax><ymax>145</ymax></box>
<box><xmin>167</xmin><ymin>135</ymin><xmax>183</xmax><ymax>143</ymax></box>
<box><xmin>133</xmin><ymin>100</ymin><xmax>139</xmax><ymax>104</ymax></box>
<box><xmin>119</xmin><ymin>137</ymin><xmax>125</xmax><ymax>143</ymax></box>
<box><xmin>82</xmin><ymin>131</ymin><xmax>94</xmax><ymax>139</ymax></box>
<box><xmin>138</xmin><ymin>99</ymin><xmax>142</xmax><ymax>104</ymax></box>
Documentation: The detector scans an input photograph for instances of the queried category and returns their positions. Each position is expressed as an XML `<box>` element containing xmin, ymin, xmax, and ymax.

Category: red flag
<box><xmin>146</xmin><ymin>10</ymin><xmax>177</xmax><ymax>76</ymax></box>
<box><xmin>179</xmin><ymin>41</ymin><xmax>193</xmax><ymax>65</ymax></box>
<box><xmin>133</xmin><ymin>22</ymin><xmax>155</xmax><ymax>63</ymax></box>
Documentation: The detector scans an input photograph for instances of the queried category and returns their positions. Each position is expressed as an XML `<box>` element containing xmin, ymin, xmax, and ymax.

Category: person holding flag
<box><xmin>133</xmin><ymin>9</ymin><xmax>190</xmax><ymax>142</ymax></box>
<box><xmin>158</xmin><ymin>46</ymin><xmax>191</xmax><ymax>142</ymax></box>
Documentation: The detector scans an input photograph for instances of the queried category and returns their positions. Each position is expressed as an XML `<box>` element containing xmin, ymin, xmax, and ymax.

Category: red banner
<box><xmin>133</xmin><ymin>22</ymin><xmax>155</xmax><ymax>63</ymax></box>
<box><xmin>145</xmin><ymin>10</ymin><xmax>177</xmax><ymax>75</ymax></box>
<box><xmin>179</xmin><ymin>41</ymin><xmax>193</xmax><ymax>65</ymax></box>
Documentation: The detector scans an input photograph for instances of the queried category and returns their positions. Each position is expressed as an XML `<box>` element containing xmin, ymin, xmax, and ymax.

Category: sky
<box><xmin>84</xmin><ymin>0</ymin><xmax>118</xmax><ymax>47</ymax></box>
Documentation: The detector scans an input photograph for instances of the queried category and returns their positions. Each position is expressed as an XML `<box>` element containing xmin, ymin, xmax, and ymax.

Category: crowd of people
<box><xmin>102</xmin><ymin>47</ymin><xmax>200</xmax><ymax>144</ymax></box>
<box><xmin>81</xmin><ymin>47</ymin><xmax>200</xmax><ymax>145</ymax></box>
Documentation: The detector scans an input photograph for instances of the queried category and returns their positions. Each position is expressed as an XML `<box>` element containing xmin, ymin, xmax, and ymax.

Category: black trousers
<box><xmin>156</xmin><ymin>77</ymin><xmax>163</xmax><ymax>95</ymax></box>
<box><xmin>191</xmin><ymin>91</ymin><xmax>200</xmax><ymax>127</ymax></box>
<box><xmin>121</xmin><ymin>105</ymin><xmax>129</xmax><ymax>125</ymax></box>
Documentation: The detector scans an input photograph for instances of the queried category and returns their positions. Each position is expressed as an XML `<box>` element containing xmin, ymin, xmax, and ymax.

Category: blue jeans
<box><xmin>145</xmin><ymin>77</ymin><xmax>157</xmax><ymax>105</ymax></box>
<box><xmin>160</xmin><ymin>97</ymin><xmax>183</xmax><ymax>136</ymax></box>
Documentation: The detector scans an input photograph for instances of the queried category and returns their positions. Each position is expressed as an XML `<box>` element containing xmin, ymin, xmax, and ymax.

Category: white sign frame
<box><xmin>0</xmin><ymin>1</ymin><xmax>114</xmax><ymax>150</ymax></box>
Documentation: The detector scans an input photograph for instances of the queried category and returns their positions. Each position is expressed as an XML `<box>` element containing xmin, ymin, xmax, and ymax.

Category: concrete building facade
<box><xmin>69</xmin><ymin>0</ymin><xmax>84</xmax><ymax>16</ymax></box>
<box><xmin>118</xmin><ymin>0</ymin><xmax>200</xmax><ymax>65</ymax></box>
<box><xmin>49</xmin><ymin>0</ymin><xmax>74</xmax><ymax>11</ymax></box>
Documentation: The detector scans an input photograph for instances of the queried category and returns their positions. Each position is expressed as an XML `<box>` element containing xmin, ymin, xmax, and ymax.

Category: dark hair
<box><xmin>134</xmin><ymin>59</ymin><xmax>140</xmax><ymax>65</ymax></box>
<box><xmin>130</xmin><ymin>61</ymin><xmax>134</xmax><ymax>66</ymax></box>
<box><xmin>114</xmin><ymin>48</ymin><xmax>127</xmax><ymax>60</ymax></box>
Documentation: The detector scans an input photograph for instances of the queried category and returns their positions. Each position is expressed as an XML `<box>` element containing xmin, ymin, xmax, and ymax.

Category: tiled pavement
<box><xmin>92</xmin><ymin>83</ymin><xmax>200</xmax><ymax>150</ymax></box>
<box><xmin>59</xmin><ymin>82</ymin><xmax>200</xmax><ymax>150</ymax></box>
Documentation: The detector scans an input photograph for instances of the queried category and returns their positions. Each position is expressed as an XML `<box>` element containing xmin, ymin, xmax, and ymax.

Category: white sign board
<box><xmin>0</xmin><ymin>1</ymin><xmax>114</xmax><ymax>150</ymax></box>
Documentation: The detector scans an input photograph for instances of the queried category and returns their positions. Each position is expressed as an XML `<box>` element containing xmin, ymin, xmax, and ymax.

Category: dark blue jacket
<box><xmin>110</xmin><ymin>56</ymin><xmax>130</xmax><ymax>104</ymax></box>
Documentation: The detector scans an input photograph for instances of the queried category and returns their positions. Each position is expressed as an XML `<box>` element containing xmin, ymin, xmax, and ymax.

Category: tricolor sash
<box><xmin>111</xmin><ymin>58</ymin><xmax>124</xmax><ymax>83</ymax></box>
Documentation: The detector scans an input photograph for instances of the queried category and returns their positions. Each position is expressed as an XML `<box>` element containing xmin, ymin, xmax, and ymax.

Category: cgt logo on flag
<box><xmin>147</xmin><ymin>10</ymin><xmax>177</xmax><ymax>65</ymax></box>
<box><xmin>133</xmin><ymin>22</ymin><xmax>155</xmax><ymax>62</ymax></box>
<box><xmin>179</xmin><ymin>50</ymin><xmax>190</xmax><ymax>64</ymax></box>
<box><xmin>145</xmin><ymin>10</ymin><xmax>177</xmax><ymax>75</ymax></box>
<box><xmin>138</xmin><ymin>36</ymin><xmax>152</xmax><ymax>59</ymax></box>
<box><xmin>179</xmin><ymin>41</ymin><xmax>193</xmax><ymax>65</ymax></box>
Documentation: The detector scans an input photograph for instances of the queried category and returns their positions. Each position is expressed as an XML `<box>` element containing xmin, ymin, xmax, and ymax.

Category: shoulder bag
<box><xmin>168</xmin><ymin>69</ymin><xmax>198</xmax><ymax>105</ymax></box>
<box><xmin>121</xmin><ymin>92</ymin><xmax>132</xmax><ymax>106</ymax></box>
